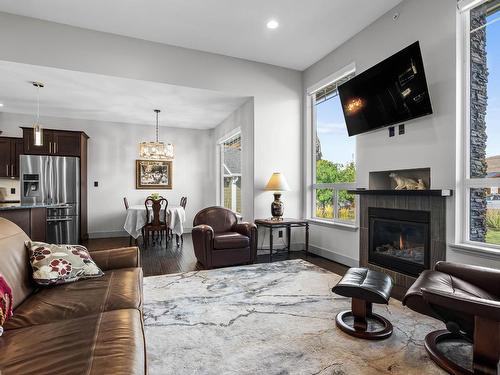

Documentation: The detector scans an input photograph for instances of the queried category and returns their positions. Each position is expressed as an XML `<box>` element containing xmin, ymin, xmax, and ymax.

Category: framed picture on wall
<box><xmin>135</xmin><ymin>160</ymin><xmax>172</xmax><ymax>189</ymax></box>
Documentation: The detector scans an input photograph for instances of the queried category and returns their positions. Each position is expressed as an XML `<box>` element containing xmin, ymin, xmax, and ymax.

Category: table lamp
<box><xmin>264</xmin><ymin>172</ymin><xmax>291</xmax><ymax>220</ymax></box>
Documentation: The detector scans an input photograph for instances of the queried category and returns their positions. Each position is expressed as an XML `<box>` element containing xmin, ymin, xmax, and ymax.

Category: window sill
<box><xmin>449</xmin><ymin>242</ymin><xmax>500</xmax><ymax>260</ymax></box>
<box><xmin>307</xmin><ymin>218</ymin><xmax>358</xmax><ymax>231</ymax></box>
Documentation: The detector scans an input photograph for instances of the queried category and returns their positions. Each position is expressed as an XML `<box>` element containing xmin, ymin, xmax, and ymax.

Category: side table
<box><xmin>254</xmin><ymin>218</ymin><xmax>309</xmax><ymax>261</ymax></box>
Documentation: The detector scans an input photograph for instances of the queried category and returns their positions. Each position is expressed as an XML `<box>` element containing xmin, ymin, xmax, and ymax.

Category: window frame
<box><xmin>306</xmin><ymin>63</ymin><xmax>358</xmax><ymax>226</ymax></box>
<box><xmin>217</xmin><ymin>128</ymin><xmax>242</xmax><ymax>214</ymax></box>
<box><xmin>457</xmin><ymin>0</ymin><xmax>500</xmax><ymax>252</ymax></box>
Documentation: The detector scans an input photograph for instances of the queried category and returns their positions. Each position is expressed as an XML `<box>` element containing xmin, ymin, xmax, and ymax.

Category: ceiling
<box><xmin>0</xmin><ymin>0</ymin><xmax>403</xmax><ymax>70</ymax></box>
<box><xmin>0</xmin><ymin>60</ymin><xmax>249</xmax><ymax>129</ymax></box>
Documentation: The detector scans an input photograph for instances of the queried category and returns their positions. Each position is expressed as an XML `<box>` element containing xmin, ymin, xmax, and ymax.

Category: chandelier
<box><xmin>139</xmin><ymin>109</ymin><xmax>174</xmax><ymax>160</ymax></box>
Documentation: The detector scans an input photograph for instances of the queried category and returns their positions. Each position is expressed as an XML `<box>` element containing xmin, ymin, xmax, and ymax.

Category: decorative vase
<box><xmin>271</xmin><ymin>193</ymin><xmax>284</xmax><ymax>220</ymax></box>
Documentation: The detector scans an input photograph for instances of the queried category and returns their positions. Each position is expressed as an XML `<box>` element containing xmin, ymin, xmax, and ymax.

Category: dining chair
<box><xmin>149</xmin><ymin>196</ymin><xmax>171</xmax><ymax>239</ymax></box>
<box><xmin>123</xmin><ymin>197</ymin><xmax>134</xmax><ymax>246</ymax></box>
<box><xmin>178</xmin><ymin>197</ymin><xmax>187</xmax><ymax>243</ymax></box>
<box><xmin>180</xmin><ymin>196</ymin><xmax>187</xmax><ymax>209</ymax></box>
<box><xmin>143</xmin><ymin>197</ymin><xmax>169</xmax><ymax>247</ymax></box>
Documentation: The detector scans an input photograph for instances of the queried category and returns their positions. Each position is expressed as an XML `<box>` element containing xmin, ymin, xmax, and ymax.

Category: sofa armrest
<box><xmin>192</xmin><ymin>225</ymin><xmax>214</xmax><ymax>268</ymax></box>
<box><xmin>232</xmin><ymin>222</ymin><xmax>257</xmax><ymax>238</ymax></box>
<box><xmin>422</xmin><ymin>288</ymin><xmax>500</xmax><ymax>321</ymax></box>
<box><xmin>90</xmin><ymin>247</ymin><xmax>141</xmax><ymax>271</ymax></box>
<box><xmin>435</xmin><ymin>261</ymin><xmax>500</xmax><ymax>299</ymax></box>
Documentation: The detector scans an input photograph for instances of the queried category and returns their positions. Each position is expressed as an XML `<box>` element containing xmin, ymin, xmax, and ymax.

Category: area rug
<box><xmin>143</xmin><ymin>259</ymin><xmax>446</xmax><ymax>374</ymax></box>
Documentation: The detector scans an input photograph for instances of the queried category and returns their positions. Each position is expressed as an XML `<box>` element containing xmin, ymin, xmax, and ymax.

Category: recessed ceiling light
<box><xmin>0</xmin><ymin>103</ymin><xmax>3</xmax><ymax>107</ymax></box>
<box><xmin>266</xmin><ymin>19</ymin><xmax>279</xmax><ymax>29</ymax></box>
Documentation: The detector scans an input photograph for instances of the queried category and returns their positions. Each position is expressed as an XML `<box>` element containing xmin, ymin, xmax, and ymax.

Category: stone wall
<box><xmin>469</xmin><ymin>8</ymin><xmax>489</xmax><ymax>242</ymax></box>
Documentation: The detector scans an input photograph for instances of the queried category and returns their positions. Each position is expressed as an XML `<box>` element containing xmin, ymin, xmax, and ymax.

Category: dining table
<box><xmin>123</xmin><ymin>204</ymin><xmax>186</xmax><ymax>245</ymax></box>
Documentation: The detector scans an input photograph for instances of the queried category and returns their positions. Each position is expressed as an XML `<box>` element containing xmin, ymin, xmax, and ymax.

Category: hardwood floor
<box><xmin>84</xmin><ymin>234</ymin><xmax>349</xmax><ymax>278</ymax></box>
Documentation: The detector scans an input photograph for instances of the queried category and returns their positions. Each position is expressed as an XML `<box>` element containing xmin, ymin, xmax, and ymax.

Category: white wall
<box><xmin>212</xmin><ymin>99</ymin><xmax>254</xmax><ymax>221</ymax></box>
<box><xmin>0</xmin><ymin>12</ymin><xmax>303</xmax><ymax>223</ymax></box>
<box><xmin>303</xmin><ymin>0</ymin><xmax>500</xmax><ymax>268</ymax></box>
<box><xmin>0</xmin><ymin>112</ymin><xmax>214</xmax><ymax>237</ymax></box>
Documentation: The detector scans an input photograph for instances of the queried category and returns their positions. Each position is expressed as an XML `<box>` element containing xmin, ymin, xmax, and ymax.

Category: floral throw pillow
<box><xmin>26</xmin><ymin>241</ymin><xmax>104</xmax><ymax>286</ymax></box>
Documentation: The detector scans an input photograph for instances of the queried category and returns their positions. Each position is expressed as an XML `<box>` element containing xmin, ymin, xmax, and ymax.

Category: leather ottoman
<box><xmin>332</xmin><ymin>267</ymin><xmax>393</xmax><ymax>340</ymax></box>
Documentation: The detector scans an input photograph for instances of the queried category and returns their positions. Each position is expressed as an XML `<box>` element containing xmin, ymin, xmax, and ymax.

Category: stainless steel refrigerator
<box><xmin>20</xmin><ymin>155</ymin><xmax>80</xmax><ymax>244</ymax></box>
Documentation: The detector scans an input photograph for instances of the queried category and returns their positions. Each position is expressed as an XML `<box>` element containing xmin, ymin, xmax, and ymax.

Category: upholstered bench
<box><xmin>332</xmin><ymin>267</ymin><xmax>393</xmax><ymax>340</ymax></box>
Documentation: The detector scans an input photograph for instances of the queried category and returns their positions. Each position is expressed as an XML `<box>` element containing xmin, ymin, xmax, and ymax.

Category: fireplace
<box><xmin>369</xmin><ymin>207</ymin><xmax>430</xmax><ymax>277</ymax></box>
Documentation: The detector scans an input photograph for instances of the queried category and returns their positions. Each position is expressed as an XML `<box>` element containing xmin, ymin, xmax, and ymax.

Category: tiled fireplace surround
<box><xmin>353</xmin><ymin>169</ymin><xmax>449</xmax><ymax>292</ymax></box>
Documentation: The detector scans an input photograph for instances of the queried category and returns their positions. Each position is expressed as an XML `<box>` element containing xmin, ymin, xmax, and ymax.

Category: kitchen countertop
<box><xmin>0</xmin><ymin>203</ymin><xmax>61</xmax><ymax>211</ymax></box>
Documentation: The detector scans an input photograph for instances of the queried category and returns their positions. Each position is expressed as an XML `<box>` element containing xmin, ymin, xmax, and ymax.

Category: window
<box><xmin>310</xmin><ymin>72</ymin><xmax>356</xmax><ymax>222</ymax></box>
<box><xmin>461</xmin><ymin>0</ymin><xmax>500</xmax><ymax>246</ymax></box>
<box><xmin>220</xmin><ymin>132</ymin><xmax>242</xmax><ymax>213</ymax></box>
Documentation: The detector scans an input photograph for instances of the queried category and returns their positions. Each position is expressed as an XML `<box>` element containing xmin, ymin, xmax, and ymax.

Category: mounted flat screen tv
<box><xmin>338</xmin><ymin>41</ymin><xmax>433</xmax><ymax>137</ymax></box>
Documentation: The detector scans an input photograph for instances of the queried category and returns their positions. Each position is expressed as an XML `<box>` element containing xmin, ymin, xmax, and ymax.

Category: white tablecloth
<box><xmin>124</xmin><ymin>205</ymin><xmax>186</xmax><ymax>239</ymax></box>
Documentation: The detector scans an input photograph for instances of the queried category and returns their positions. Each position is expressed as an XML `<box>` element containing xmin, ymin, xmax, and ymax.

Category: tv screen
<box><xmin>338</xmin><ymin>41</ymin><xmax>432</xmax><ymax>137</ymax></box>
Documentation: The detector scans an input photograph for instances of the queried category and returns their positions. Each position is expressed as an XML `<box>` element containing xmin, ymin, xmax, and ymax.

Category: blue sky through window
<box><xmin>316</xmin><ymin>94</ymin><xmax>355</xmax><ymax>165</ymax></box>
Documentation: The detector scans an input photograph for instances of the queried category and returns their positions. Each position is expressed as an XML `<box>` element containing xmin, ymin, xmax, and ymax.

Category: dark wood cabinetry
<box><xmin>0</xmin><ymin>137</ymin><xmax>24</xmax><ymax>178</ymax></box>
<box><xmin>22</xmin><ymin>128</ymin><xmax>82</xmax><ymax>157</ymax></box>
<box><xmin>21</xmin><ymin>127</ymin><xmax>89</xmax><ymax>241</ymax></box>
<box><xmin>0</xmin><ymin>207</ymin><xmax>47</xmax><ymax>241</ymax></box>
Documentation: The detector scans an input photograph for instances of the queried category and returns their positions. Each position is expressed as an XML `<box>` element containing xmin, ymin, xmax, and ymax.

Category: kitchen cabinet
<box><xmin>0</xmin><ymin>207</ymin><xmax>47</xmax><ymax>241</ymax></box>
<box><xmin>22</xmin><ymin>128</ymin><xmax>85</xmax><ymax>157</ymax></box>
<box><xmin>0</xmin><ymin>137</ymin><xmax>24</xmax><ymax>178</ymax></box>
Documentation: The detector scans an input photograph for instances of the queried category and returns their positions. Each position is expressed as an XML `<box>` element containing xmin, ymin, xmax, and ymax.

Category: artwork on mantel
<box><xmin>369</xmin><ymin>168</ymin><xmax>430</xmax><ymax>191</ymax></box>
<box><xmin>136</xmin><ymin>160</ymin><xmax>172</xmax><ymax>190</ymax></box>
<box><xmin>389</xmin><ymin>173</ymin><xmax>427</xmax><ymax>190</ymax></box>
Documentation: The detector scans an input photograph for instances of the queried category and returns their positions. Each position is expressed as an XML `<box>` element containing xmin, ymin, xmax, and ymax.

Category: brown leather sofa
<box><xmin>192</xmin><ymin>206</ymin><xmax>257</xmax><ymax>269</ymax></box>
<box><xmin>0</xmin><ymin>218</ymin><xmax>146</xmax><ymax>375</ymax></box>
<box><xmin>403</xmin><ymin>261</ymin><xmax>500</xmax><ymax>375</ymax></box>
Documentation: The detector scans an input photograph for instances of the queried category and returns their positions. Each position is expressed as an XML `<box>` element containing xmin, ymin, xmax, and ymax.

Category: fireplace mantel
<box><xmin>348</xmin><ymin>189</ymin><xmax>452</xmax><ymax>197</ymax></box>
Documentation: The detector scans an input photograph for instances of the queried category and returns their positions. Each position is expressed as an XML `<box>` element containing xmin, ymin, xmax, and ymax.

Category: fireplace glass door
<box><xmin>369</xmin><ymin>208</ymin><xmax>430</xmax><ymax>277</ymax></box>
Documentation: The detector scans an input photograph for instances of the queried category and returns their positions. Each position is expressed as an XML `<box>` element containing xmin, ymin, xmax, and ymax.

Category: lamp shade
<box><xmin>264</xmin><ymin>172</ymin><xmax>291</xmax><ymax>191</ymax></box>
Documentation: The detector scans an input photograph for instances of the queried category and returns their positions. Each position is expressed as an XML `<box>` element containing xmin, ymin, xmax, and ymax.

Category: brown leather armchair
<box><xmin>192</xmin><ymin>206</ymin><xmax>257</xmax><ymax>269</ymax></box>
<box><xmin>403</xmin><ymin>261</ymin><xmax>500</xmax><ymax>375</ymax></box>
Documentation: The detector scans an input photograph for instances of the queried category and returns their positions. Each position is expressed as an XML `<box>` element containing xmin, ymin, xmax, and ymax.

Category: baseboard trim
<box><xmin>89</xmin><ymin>230</ymin><xmax>129</xmax><ymax>239</ymax></box>
<box><xmin>308</xmin><ymin>244</ymin><xmax>359</xmax><ymax>268</ymax></box>
<box><xmin>257</xmin><ymin>242</ymin><xmax>305</xmax><ymax>252</ymax></box>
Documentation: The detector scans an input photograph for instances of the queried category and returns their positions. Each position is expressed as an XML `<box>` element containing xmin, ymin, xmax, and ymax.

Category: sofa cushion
<box><xmin>0</xmin><ymin>218</ymin><xmax>33</xmax><ymax>309</ymax></box>
<box><xmin>213</xmin><ymin>232</ymin><xmax>249</xmax><ymax>249</ymax></box>
<box><xmin>5</xmin><ymin>267</ymin><xmax>142</xmax><ymax>330</ymax></box>
<box><xmin>0</xmin><ymin>309</ymin><xmax>146</xmax><ymax>375</ymax></box>
<box><xmin>26</xmin><ymin>241</ymin><xmax>104</xmax><ymax>286</ymax></box>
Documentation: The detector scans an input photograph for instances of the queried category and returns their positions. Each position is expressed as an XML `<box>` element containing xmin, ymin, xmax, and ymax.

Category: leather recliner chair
<box><xmin>192</xmin><ymin>206</ymin><xmax>257</xmax><ymax>269</ymax></box>
<box><xmin>403</xmin><ymin>261</ymin><xmax>500</xmax><ymax>375</ymax></box>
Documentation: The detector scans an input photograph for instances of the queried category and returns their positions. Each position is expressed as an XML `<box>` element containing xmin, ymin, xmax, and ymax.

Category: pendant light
<box><xmin>32</xmin><ymin>81</ymin><xmax>44</xmax><ymax>146</ymax></box>
<box><xmin>139</xmin><ymin>109</ymin><xmax>174</xmax><ymax>160</ymax></box>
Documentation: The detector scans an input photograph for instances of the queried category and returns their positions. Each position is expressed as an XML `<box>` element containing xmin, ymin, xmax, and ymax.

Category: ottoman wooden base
<box><xmin>335</xmin><ymin>298</ymin><xmax>393</xmax><ymax>340</ymax></box>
